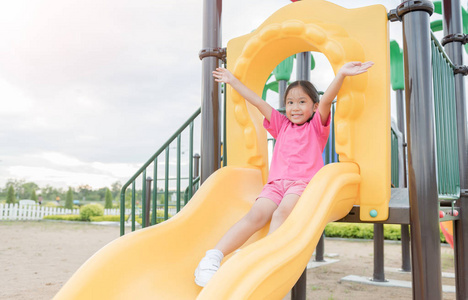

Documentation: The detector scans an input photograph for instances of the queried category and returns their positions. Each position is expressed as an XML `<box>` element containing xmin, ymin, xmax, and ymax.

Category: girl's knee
<box><xmin>244</xmin><ymin>209</ymin><xmax>271</xmax><ymax>229</ymax></box>
<box><xmin>271</xmin><ymin>207</ymin><xmax>290</xmax><ymax>223</ymax></box>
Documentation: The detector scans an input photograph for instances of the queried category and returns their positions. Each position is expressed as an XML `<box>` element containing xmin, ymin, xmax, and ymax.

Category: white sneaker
<box><xmin>194</xmin><ymin>250</ymin><xmax>223</xmax><ymax>287</ymax></box>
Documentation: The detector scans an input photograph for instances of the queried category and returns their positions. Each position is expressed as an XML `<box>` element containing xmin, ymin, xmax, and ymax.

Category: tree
<box><xmin>30</xmin><ymin>189</ymin><xmax>38</xmax><ymax>202</ymax></box>
<box><xmin>21</xmin><ymin>182</ymin><xmax>39</xmax><ymax>200</ymax></box>
<box><xmin>41</xmin><ymin>185</ymin><xmax>61</xmax><ymax>201</ymax></box>
<box><xmin>6</xmin><ymin>186</ymin><xmax>15</xmax><ymax>204</ymax></box>
<box><xmin>77</xmin><ymin>184</ymin><xmax>92</xmax><ymax>201</ymax></box>
<box><xmin>105</xmin><ymin>188</ymin><xmax>113</xmax><ymax>209</ymax></box>
<box><xmin>65</xmin><ymin>187</ymin><xmax>73</xmax><ymax>209</ymax></box>
<box><xmin>111</xmin><ymin>181</ymin><xmax>122</xmax><ymax>198</ymax></box>
<box><xmin>97</xmin><ymin>187</ymin><xmax>107</xmax><ymax>201</ymax></box>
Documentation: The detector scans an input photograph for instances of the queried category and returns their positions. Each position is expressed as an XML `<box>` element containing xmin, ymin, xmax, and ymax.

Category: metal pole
<box><xmin>441</xmin><ymin>1</ymin><xmax>468</xmax><ymax>298</ymax></box>
<box><xmin>290</xmin><ymin>272</ymin><xmax>306</xmax><ymax>300</ymax></box>
<box><xmin>296</xmin><ymin>52</ymin><xmax>310</xmax><ymax>80</ymax></box>
<box><xmin>200</xmin><ymin>0</ymin><xmax>222</xmax><ymax>184</ymax></box>
<box><xmin>396</xmin><ymin>89</ymin><xmax>408</xmax><ymax>186</ymax></box>
<box><xmin>291</xmin><ymin>51</ymin><xmax>310</xmax><ymax>300</ymax></box>
<box><xmin>400</xmin><ymin>223</ymin><xmax>412</xmax><ymax>271</ymax></box>
<box><xmin>145</xmin><ymin>176</ymin><xmax>152</xmax><ymax>227</ymax></box>
<box><xmin>396</xmin><ymin>89</ymin><xmax>412</xmax><ymax>272</ymax></box>
<box><xmin>315</xmin><ymin>234</ymin><xmax>325</xmax><ymax>262</ymax></box>
<box><xmin>400</xmin><ymin>2</ymin><xmax>442</xmax><ymax>299</ymax></box>
<box><xmin>194</xmin><ymin>153</ymin><xmax>201</xmax><ymax>193</ymax></box>
<box><xmin>372</xmin><ymin>224</ymin><xmax>386</xmax><ymax>282</ymax></box>
<box><xmin>278</xmin><ymin>80</ymin><xmax>287</xmax><ymax>109</ymax></box>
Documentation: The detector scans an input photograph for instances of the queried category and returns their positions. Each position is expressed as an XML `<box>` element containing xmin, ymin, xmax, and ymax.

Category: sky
<box><xmin>0</xmin><ymin>0</ymin><xmax>462</xmax><ymax>191</ymax></box>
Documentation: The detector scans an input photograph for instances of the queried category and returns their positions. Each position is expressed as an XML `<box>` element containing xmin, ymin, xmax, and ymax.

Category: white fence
<box><xmin>0</xmin><ymin>203</ymin><xmax>131</xmax><ymax>221</ymax></box>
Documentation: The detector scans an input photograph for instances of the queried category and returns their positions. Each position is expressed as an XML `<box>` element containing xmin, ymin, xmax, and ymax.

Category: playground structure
<box><xmin>54</xmin><ymin>0</ymin><xmax>467</xmax><ymax>299</ymax></box>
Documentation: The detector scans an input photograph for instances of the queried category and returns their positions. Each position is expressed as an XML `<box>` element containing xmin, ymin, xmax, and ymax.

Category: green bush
<box><xmin>44</xmin><ymin>201</ymin><xmax>59</xmax><ymax>207</ymax></box>
<box><xmin>80</xmin><ymin>203</ymin><xmax>104</xmax><ymax>221</ymax></box>
<box><xmin>90</xmin><ymin>215</ymin><xmax>120</xmax><ymax>222</ymax></box>
<box><xmin>44</xmin><ymin>215</ymin><xmax>82</xmax><ymax>221</ymax></box>
<box><xmin>324</xmin><ymin>223</ymin><xmax>449</xmax><ymax>243</ymax></box>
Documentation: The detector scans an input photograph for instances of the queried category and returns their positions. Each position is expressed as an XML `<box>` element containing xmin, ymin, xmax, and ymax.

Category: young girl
<box><xmin>194</xmin><ymin>61</ymin><xmax>374</xmax><ymax>287</ymax></box>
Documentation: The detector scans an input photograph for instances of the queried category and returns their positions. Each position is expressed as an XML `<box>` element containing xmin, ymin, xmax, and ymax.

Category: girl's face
<box><xmin>285</xmin><ymin>86</ymin><xmax>318</xmax><ymax>125</ymax></box>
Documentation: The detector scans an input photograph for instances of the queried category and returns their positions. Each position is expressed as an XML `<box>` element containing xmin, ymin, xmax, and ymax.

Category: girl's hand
<box><xmin>212</xmin><ymin>67</ymin><xmax>234</xmax><ymax>84</ymax></box>
<box><xmin>339</xmin><ymin>61</ymin><xmax>374</xmax><ymax>77</ymax></box>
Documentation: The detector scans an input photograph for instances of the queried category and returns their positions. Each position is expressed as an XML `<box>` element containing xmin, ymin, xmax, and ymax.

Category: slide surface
<box><xmin>55</xmin><ymin>163</ymin><xmax>360</xmax><ymax>300</ymax></box>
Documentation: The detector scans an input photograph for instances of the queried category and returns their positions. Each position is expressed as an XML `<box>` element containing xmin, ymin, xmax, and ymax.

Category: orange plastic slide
<box><xmin>54</xmin><ymin>162</ymin><xmax>360</xmax><ymax>299</ymax></box>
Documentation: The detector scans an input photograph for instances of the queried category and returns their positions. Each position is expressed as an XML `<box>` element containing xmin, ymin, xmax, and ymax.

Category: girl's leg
<box><xmin>268</xmin><ymin>193</ymin><xmax>300</xmax><ymax>234</ymax></box>
<box><xmin>215</xmin><ymin>197</ymin><xmax>277</xmax><ymax>256</ymax></box>
<box><xmin>195</xmin><ymin>198</ymin><xmax>277</xmax><ymax>287</ymax></box>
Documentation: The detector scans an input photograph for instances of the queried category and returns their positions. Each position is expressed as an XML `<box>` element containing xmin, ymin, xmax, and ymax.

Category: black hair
<box><xmin>283</xmin><ymin>80</ymin><xmax>320</xmax><ymax>105</ymax></box>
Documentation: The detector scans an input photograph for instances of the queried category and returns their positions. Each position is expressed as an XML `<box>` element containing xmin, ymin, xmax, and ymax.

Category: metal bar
<box><xmin>432</xmin><ymin>43</ymin><xmax>447</xmax><ymax>195</ymax></box>
<box><xmin>132</xmin><ymin>181</ymin><xmax>136</xmax><ymax>232</ymax></box>
<box><xmin>401</xmin><ymin>224</ymin><xmax>412</xmax><ymax>271</ymax></box>
<box><xmin>120</xmin><ymin>189</ymin><xmax>126</xmax><ymax>236</ymax></box>
<box><xmin>396</xmin><ymin>89</ymin><xmax>407</xmax><ymax>186</ymax></box>
<box><xmin>315</xmin><ymin>234</ymin><xmax>324</xmax><ymax>262</ymax></box>
<box><xmin>152</xmin><ymin>158</ymin><xmax>158</xmax><ymax>225</ymax></box>
<box><xmin>430</xmin><ymin>32</ymin><xmax>456</xmax><ymax>68</ymax></box>
<box><xmin>395</xmin><ymin>88</ymin><xmax>411</xmax><ymax>272</ymax></box>
<box><xmin>296</xmin><ymin>52</ymin><xmax>311</xmax><ymax>81</ymax></box>
<box><xmin>278</xmin><ymin>80</ymin><xmax>287</xmax><ymax>108</ymax></box>
<box><xmin>177</xmin><ymin>135</ymin><xmax>181</xmax><ymax>212</ymax></box>
<box><xmin>442</xmin><ymin>0</ymin><xmax>468</xmax><ymax>298</ymax></box>
<box><xmin>291</xmin><ymin>270</ymin><xmax>306</xmax><ymax>300</ymax></box>
<box><xmin>188</xmin><ymin>122</ymin><xmax>194</xmax><ymax>202</ymax></box>
<box><xmin>145</xmin><ymin>176</ymin><xmax>152</xmax><ymax>227</ymax></box>
<box><xmin>200</xmin><ymin>0</ymin><xmax>222</xmax><ymax>184</ymax></box>
<box><xmin>372</xmin><ymin>224</ymin><xmax>386</xmax><ymax>282</ymax></box>
<box><xmin>401</xmin><ymin>3</ymin><xmax>442</xmax><ymax>299</ymax></box>
<box><xmin>165</xmin><ymin>146</ymin><xmax>169</xmax><ymax>220</ymax></box>
<box><xmin>223</xmin><ymin>61</ymin><xmax>228</xmax><ymax>167</ymax></box>
<box><xmin>142</xmin><ymin>169</ymin><xmax>147</xmax><ymax>228</ymax></box>
<box><xmin>324</xmin><ymin>138</ymin><xmax>330</xmax><ymax>165</ymax></box>
<box><xmin>194</xmin><ymin>154</ymin><xmax>201</xmax><ymax>194</ymax></box>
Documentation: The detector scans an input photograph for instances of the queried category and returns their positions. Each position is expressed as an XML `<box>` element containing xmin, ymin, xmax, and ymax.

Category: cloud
<box><xmin>0</xmin><ymin>152</ymin><xmax>140</xmax><ymax>189</ymax></box>
<box><xmin>0</xmin><ymin>0</ymin><xmax>462</xmax><ymax>190</ymax></box>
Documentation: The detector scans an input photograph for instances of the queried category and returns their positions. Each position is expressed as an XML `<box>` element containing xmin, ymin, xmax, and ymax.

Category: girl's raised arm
<box><xmin>318</xmin><ymin>61</ymin><xmax>374</xmax><ymax>125</ymax></box>
<box><xmin>213</xmin><ymin>68</ymin><xmax>273</xmax><ymax>122</ymax></box>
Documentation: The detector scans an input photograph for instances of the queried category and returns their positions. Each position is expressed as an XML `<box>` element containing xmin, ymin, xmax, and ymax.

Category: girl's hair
<box><xmin>283</xmin><ymin>80</ymin><xmax>319</xmax><ymax>105</ymax></box>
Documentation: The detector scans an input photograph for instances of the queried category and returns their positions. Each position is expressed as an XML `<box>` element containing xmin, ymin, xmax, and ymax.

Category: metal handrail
<box><xmin>431</xmin><ymin>32</ymin><xmax>456</xmax><ymax>69</ymax></box>
<box><xmin>120</xmin><ymin>108</ymin><xmax>201</xmax><ymax>235</ymax></box>
<box><xmin>431</xmin><ymin>34</ymin><xmax>461</xmax><ymax>201</ymax></box>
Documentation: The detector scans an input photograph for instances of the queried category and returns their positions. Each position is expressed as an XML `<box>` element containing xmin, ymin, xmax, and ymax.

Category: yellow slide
<box><xmin>56</xmin><ymin>1</ymin><xmax>390</xmax><ymax>298</ymax></box>
<box><xmin>55</xmin><ymin>163</ymin><xmax>359</xmax><ymax>300</ymax></box>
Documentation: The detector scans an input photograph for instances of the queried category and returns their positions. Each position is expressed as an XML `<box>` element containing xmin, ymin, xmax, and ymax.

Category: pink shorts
<box><xmin>257</xmin><ymin>179</ymin><xmax>309</xmax><ymax>205</ymax></box>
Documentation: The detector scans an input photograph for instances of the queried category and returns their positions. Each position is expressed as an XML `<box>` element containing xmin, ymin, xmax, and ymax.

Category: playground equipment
<box><xmin>54</xmin><ymin>0</ymin><xmax>468</xmax><ymax>299</ymax></box>
<box><xmin>55</xmin><ymin>1</ymin><xmax>391</xmax><ymax>299</ymax></box>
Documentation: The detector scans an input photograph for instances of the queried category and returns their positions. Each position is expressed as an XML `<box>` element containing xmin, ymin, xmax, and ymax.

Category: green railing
<box><xmin>391</xmin><ymin>126</ymin><xmax>400</xmax><ymax>187</ymax></box>
<box><xmin>120</xmin><ymin>108</ymin><xmax>201</xmax><ymax>236</ymax></box>
<box><xmin>431</xmin><ymin>33</ymin><xmax>461</xmax><ymax>200</ymax></box>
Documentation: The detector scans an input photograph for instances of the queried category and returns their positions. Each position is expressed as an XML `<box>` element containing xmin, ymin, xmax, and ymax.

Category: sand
<box><xmin>0</xmin><ymin>221</ymin><xmax>456</xmax><ymax>300</ymax></box>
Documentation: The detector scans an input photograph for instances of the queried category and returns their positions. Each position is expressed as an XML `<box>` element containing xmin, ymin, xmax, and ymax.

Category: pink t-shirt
<box><xmin>264</xmin><ymin>108</ymin><xmax>331</xmax><ymax>183</ymax></box>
